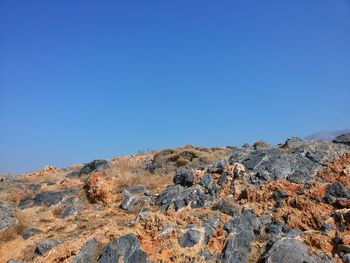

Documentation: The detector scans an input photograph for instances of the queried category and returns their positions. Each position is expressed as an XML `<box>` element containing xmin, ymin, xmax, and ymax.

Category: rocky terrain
<box><xmin>1</xmin><ymin>134</ymin><xmax>350</xmax><ymax>263</ymax></box>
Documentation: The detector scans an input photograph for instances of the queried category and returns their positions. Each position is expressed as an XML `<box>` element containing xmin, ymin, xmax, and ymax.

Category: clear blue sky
<box><xmin>1</xmin><ymin>1</ymin><xmax>349</xmax><ymax>173</ymax></box>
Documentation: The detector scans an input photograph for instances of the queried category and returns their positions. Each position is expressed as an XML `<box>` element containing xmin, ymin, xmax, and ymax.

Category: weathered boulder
<box><xmin>80</xmin><ymin>160</ymin><xmax>111</xmax><ymax>175</ymax></box>
<box><xmin>156</xmin><ymin>185</ymin><xmax>212</xmax><ymax>211</ymax></box>
<box><xmin>98</xmin><ymin>234</ymin><xmax>148</xmax><ymax>263</ymax></box>
<box><xmin>178</xmin><ymin>230</ymin><xmax>201</xmax><ymax>248</ymax></box>
<box><xmin>35</xmin><ymin>239</ymin><xmax>61</xmax><ymax>255</ymax></box>
<box><xmin>173</xmin><ymin>168</ymin><xmax>194</xmax><ymax>187</ymax></box>
<box><xmin>333</xmin><ymin>133</ymin><xmax>350</xmax><ymax>146</ymax></box>
<box><xmin>72</xmin><ymin>238</ymin><xmax>98</xmax><ymax>263</ymax></box>
<box><xmin>263</xmin><ymin>238</ymin><xmax>333</xmax><ymax>263</ymax></box>
<box><xmin>0</xmin><ymin>202</ymin><xmax>17</xmax><ymax>230</ymax></box>
<box><xmin>222</xmin><ymin>230</ymin><xmax>253</xmax><ymax>263</ymax></box>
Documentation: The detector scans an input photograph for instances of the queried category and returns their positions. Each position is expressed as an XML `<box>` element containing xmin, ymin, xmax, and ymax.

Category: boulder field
<box><xmin>0</xmin><ymin>135</ymin><xmax>350</xmax><ymax>262</ymax></box>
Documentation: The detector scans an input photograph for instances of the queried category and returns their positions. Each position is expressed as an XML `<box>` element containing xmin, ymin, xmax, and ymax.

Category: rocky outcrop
<box><xmin>0</xmin><ymin>137</ymin><xmax>349</xmax><ymax>263</ymax></box>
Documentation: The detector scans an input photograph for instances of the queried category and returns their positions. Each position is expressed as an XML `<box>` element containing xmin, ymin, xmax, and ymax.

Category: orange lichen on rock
<box><xmin>28</xmin><ymin>165</ymin><xmax>60</xmax><ymax>177</ymax></box>
<box><xmin>317</xmin><ymin>153</ymin><xmax>350</xmax><ymax>188</ymax></box>
<box><xmin>86</xmin><ymin>172</ymin><xmax>119</xmax><ymax>204</ymax></box>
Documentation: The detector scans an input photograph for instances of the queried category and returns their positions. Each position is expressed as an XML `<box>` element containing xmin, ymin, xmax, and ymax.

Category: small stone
<box><xmin>125</xmin><ymin>185</ymin><xmax>147</xmax><ymax>194</ymax></box>
<box><xmin>35</xmin><ymin>239</ymin><xmax>60</xmax><ymax>255</ymax></box>
<box><xmin>178</xmin><ymin>230</ymin><xmax>201</xmax><ymax>248</ymax></box>
<box><xmin>22</xmin><ymin>228</ymin><xmax>41</xmax><ymax>240</ymax></box>
<box><xmin>7</xmin><ymin>260</ymin><xmax>25</xmax><ymax>263</ymax></box>
<box><xmin>120</xmin><ymin>195</ymin><xmax>137</xmax><ymax>210</ymax></box>
<box><xmin>61</xmin><ymin>206</ymin><xmax>80</xmax><ymax>218</ymax></box>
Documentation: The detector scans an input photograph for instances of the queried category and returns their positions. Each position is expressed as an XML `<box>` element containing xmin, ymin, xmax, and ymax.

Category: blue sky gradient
<box><xmin>1</xmin><ymin>1</ymin><xmax>350</xmax><ymax>173</ymax></box>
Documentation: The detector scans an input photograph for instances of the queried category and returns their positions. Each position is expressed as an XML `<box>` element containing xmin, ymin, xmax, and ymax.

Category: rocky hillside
<box><xmin>1</xmin><ymin>134</ymin><xmax>350</xmax><ymax>263</ymax></box>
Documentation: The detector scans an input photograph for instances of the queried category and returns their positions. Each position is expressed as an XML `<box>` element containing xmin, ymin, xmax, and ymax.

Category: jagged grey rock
<box><xmin>72</xmin><ymin>238</ymin><xmax>98</xmax><ymax>263</ymax></box>
<box><xmin>178</xmin><ymin>230</ymin><xmax>201</xmax><ymax>247</ymax></box>
<box><xmin>173</xmin><ymin>168</ymin><xmax>194</xmax><ymax>187</ymax></box>
<box><xmin>80</xmin><ymin>159</ymin><xmax>111</xmax><ymax>175</ymax></box>
<box><xmin>98</xmin><ymin>233</ymin><xmax>148</xmax><ymax>263</ymax></box>
<box><xmin>0</xmin><ymin>202</ymin><xmax>17</xmax><ymax>230</ymax></box>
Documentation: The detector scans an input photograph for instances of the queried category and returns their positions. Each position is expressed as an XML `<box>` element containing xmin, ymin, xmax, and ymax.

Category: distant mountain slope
<box><xmin>305</xmin><ymin>129</ymin><xmax>350</xmax><ymax>141</ymax></box>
